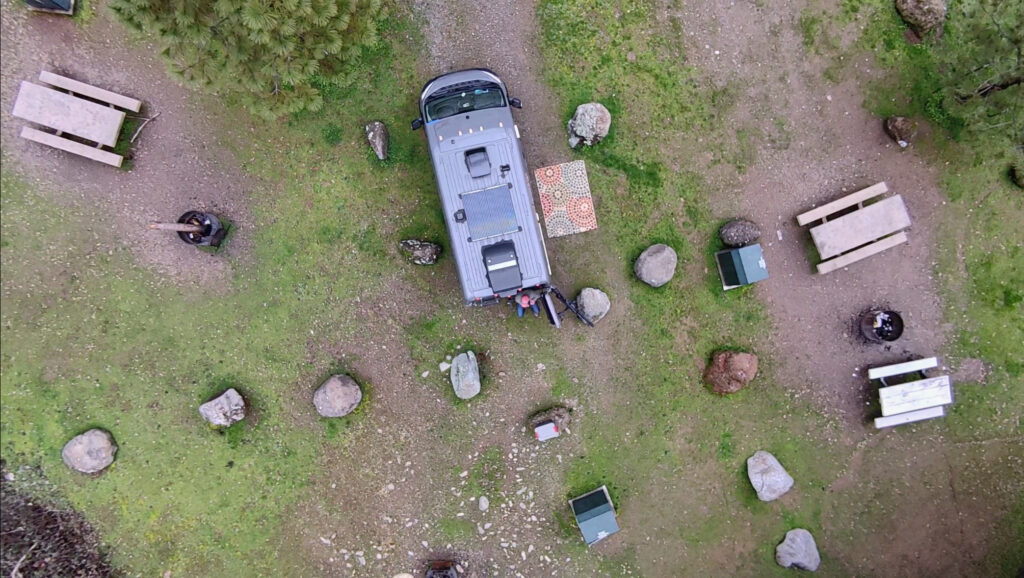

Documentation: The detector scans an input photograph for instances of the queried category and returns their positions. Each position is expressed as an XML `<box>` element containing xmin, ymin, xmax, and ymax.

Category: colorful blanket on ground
<box><xmin>535</xmin><ymin>160</ymin><xmax>597</xmax><ymax>238</ymax></box>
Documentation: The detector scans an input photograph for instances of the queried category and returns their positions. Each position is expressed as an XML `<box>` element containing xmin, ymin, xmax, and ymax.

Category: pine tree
<box><xmin>111</xmin><ymin>0</ymin><xmax>382</xmax><ymax>118</ymax></box>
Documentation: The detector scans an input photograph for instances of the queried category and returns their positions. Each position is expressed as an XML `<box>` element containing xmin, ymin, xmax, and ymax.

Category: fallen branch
<box><xmin>11</xmin><ymin>541</ymin><xmax>38</xmax><ymax>578</ymax></box>
<box><xmin>130</xmin><ymin>111</ymin><xmax>162</xmax><ymax>143</ymax></box>
<box><xmin>148</xmin><ymin>221</ymin><xmax>205</xmax><ymax>233</ymax></box>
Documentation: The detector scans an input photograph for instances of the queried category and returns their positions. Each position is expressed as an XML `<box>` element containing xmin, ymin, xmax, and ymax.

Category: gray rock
<box><xmin>479</xmin><ymin>496</ymin><xmax>489</xmax><ymax>511</ymax></box>
<box><xmin>704</xmin><ymin>351</ymin><xmax>759</xmax><ymax>394</ymax></box>
<box><xmin>62</xmin><ymin>429</ymin><xmax>117</xmax><ymax>474</ymax></box>
<box><xmin>576</xmin><ymin>287</ymin><xmax>611</xmax><ymax>323</ymax></box>
<box><xmin>451</xmin><ymin>351</ymin><xmax>481</xmax><ymax>400</ymax></box>
<box><xmin>747</xmin><ymin>450</ymin><xmax>794</xmax><ymax>502</ymax></box>
<box><xmin>314</xmin><ymin>374</ymin><xmax>363</xmax><ymax>417</ymax></box>
<box><xmin>895</xmin><ymin>0</ymin><xmax>946</xmax><ymax>35</ymax></box>
<box><xmin>567</xmin><ymin>102</ymin><xmax>612</xmax><ymax>148</ymax></box>
<box><xmin>365</xmin><ymin>120</ymin><xmax>389</xmax><ymax>160</ymax></box>
<box><xmin>399</xmin><ymin>239</ymin><xmax>442</xmax><ymax>265</ymax></box>
<box><xmin>884</xmin><ymin>116</ymin><xmax>916</xmax><ymax>148</ymax></box>
<box><xmin>719</xmin><ymin>219</ymin><xmax>761</xmax><ymax>247</ymax></box>
<box><xmin>198</xmin><ymin>388</ymin><xmax>246</xmax><ymax>427</ymax></box>
<box><xmin>776</xmin><ymin>529</ymin><xmax>821</xmax><ymax>571</ymax></box>
<box><xmin>634</xmin><ymin>244</ymin><xmax>677</xmax><ymax>287</ymax></box>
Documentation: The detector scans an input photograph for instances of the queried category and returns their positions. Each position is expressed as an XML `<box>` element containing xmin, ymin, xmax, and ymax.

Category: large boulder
<box><xmin>884</xmin><ymin>116</ymin><xmax>916</xmax><ymax>148</ymax></box>
<box><xmin>747</xmin><ymin>450</ymin><xmax>794</xmax><ymax>502</ymax></box>
<box><xmin>634</xmin><ymin>244</ymin><xmax>677</xmax><ymax>287</ymax></box>
<box><xmin>451</xmin><ymin>351</ymin><xmax>481</xmax><ymax>400</ymax></box>
<box><xmin>895</xmin><ymin>0</ymin><xmax>947</xmax><ymax>36</ymax></box>
<box><xmin>704</xmin><ymin>351</ymin><xmax>759</xmax><ymax>394</ymax></box>
<box><xmin>576</xmin><ymin>287</ymin><xmax>611</xmax><ymax>323</ymax></box>
<box><xmin>719</xmin><ymin>219</ymin><xmax>761</xmax><ymax>247</ymax></box>
<box><xmin>62</xmin><ymin>429</ymin><xmax>117</xmax><ymax>474</ymax></box>
<box><xmin>314</xmin><ymin>374</ymin><xmax>363</xmax><ymax>417</ymax></box>
<box><xmin>399</xmin><ymin>239</ymin><xmax>442</xmax><ymax>265</ymax></box>
<box><xmin>567</xmin><ymin>103</ymin><xmax>612</xmax><ymax>148</ymax></box>
<box><xmin>776</xmin><ymin>529</ymin><xmax>821</xmax><ymax>571</ymax></box>
<box><xmin>365</xmin><ymin>120</ymin><xmax>389</xmax><ymax>160</ymax></box>
<box><xmin>198</xmin><ymin>388</ymin><xmax>246</xmax><ymax>427</ymax></box>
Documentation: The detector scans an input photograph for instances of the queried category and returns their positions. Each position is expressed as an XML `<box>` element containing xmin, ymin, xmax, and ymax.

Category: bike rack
<box><xmin>544</xmin><ymin>286</ymin><xmax>594</xmax><ymax>328</ymax></box>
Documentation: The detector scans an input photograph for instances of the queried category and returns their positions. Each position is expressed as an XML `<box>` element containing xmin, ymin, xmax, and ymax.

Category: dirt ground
<box><xmin>1</xmin><ymin>0</ymin><xmax>1018</xmax><ymax>576</ymax></box>
<box><xmin>670</xmin><ymin>0</ymin><xmax>949</xmax><ymax>426</ymax></box>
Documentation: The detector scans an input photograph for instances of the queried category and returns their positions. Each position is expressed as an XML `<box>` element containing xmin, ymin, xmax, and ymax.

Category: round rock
<box><xmin>884</xmin><ymin>116</ymin><xmax>916</xmax><ymax>148</ymax></box>
<box><xmin>634</xmin><ymin>244</ymin><xmax>677</xmax><ymax>287</ymax></box>
<box><xmin>62</xmin><ymin>429</ymin><xmax>118</xmax><ymax>474</ymax></box>
<box><xmin>704</xmin><ymin>351</ymin><xmax>759</xmax><ymax>394</ymax></box>
<box><xmin>895</xmin><ymin>0</ymin><xmax>947</xmax><ymax>35</ymax></box>
<box><xmin>776</xmin><ymin>528</ymin><xmax>821</xmax><ymax>571</ymax></box>
<box><xmin>478</xmin><ymin>496</ymin><xmax>489</xmax><ymax>511</ymax></box>
<box><xmin>314</xmin><ymin>374</ymin><xmax>363</xmax><ymax>417</ymax></box>
<box><xmin>747</xmin><ymin>450</ymin><xmax>794</xmax><ymax>501</ymax></box>
<box><xmin>198</xmin><ymin>388</ymin><xmax>246</xmax><ymax>427</ymax></box>
<box><xmin>399</xmin><ymin>239</ymin><xmax>442</xmax><ymax>265</ymax></box>
<box><xmin>576</xmin><ymin>287</ymin><xmax>611</xmax><ymax>323</ymax></box>
<box><xmin>719</xmin><ymin>219</ymin><xmax>761</xmax><ymax>247</ymax></box>
<box><xmin>567</xmin><ymin>102</ymin><xmax>612</xmax><ymax>148</ymax></box>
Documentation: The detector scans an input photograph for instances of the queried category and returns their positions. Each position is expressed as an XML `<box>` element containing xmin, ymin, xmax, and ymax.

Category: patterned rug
<box><xmin>535</xmin><ymin>160</ymin><xmax>598</xmax><ymax>238</ymax></box>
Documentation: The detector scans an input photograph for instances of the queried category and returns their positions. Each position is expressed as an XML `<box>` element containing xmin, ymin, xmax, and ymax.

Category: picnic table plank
<box><xmin>39</xmin><ymin>71</ymin><xmax>142</xmax><ymax>112</ymax></box>
<box><xmin>879</xmin><ymin>375</ymin><xmax>952</xmax><ymax>417</ymax></box>
<box><xmin>816</xmin><ymin>231</ymin><xmax>908</xmax><ymax>274</ymax></box>
<box><xmin>874</xmin><ymin>406</ymin><xmax>946</xmax><ymax>428</ymax></box>
<box><xmin>796</xmin><ymin>182</ymin><xmax>889</xmax><ymax>226</ymax></box>
<box><xmin>810</xmin><ymin>195</ymin><xmax>911</xmax><ymax>259</ymax></box>
<box><xmin>11</xmin><ymin>81</ymin><xmax>125</xmax><ymax>147</ymax></box>
<box><xmin>868</xmin><ymin>357</ymin><xmax>939</xmax><ymax>380</ymax></box>
<box><xmin>20</xmin><ymin>127</ymin><xmax>123</xmax><ymax>167</ymax></box>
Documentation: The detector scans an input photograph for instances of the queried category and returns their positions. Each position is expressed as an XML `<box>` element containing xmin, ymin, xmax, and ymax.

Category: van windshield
<box><xmin>424</xmin><ymin>81</ymin><xmax>506</xmax><ymax>122</ymax></box>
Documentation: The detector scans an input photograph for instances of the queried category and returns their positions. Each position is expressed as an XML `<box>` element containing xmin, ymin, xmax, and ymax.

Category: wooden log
<box><xmin>148</xmin><ymin>222</ymin><xmax>205</xmax><ymax>233</ymax></box>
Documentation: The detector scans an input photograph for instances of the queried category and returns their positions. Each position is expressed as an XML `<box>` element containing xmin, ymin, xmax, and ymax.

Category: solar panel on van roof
<box><xmin>461</xmin><ymin>183</ymin><xmax>519</xmax><ymax>242</ymax></box>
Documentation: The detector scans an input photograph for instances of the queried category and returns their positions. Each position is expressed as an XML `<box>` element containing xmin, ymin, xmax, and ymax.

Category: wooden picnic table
<box><xmin>11</xmin><ymin>80</ymin><xmax>125</xmax><ymax>147</ymax></box>
<box><xmin>796</xmin><ymin>182</ymin><xmax>913</xmax><ymax>274</ymax></box>
<box><xmin>810</xmin><ymin>195</ymin><xmax>911</xmax><ymax>259</ymax></box>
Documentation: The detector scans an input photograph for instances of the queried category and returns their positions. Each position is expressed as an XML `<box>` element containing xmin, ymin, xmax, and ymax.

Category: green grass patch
<box><xmin>0</xmin><ymin>6</ymin><xmax>439</xmax><ymax>574</ymax></box>
<box><xmin>463</xmin><ymin>446</ymin><xmax>506</xmax><ymax>498</ymax></box>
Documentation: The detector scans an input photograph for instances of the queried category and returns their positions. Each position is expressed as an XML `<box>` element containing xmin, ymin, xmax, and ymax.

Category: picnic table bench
<box><xmin>868</xmin><ymin>357</ymin><xmax>954</xmax><ymax>429</ymax></box>
<box><xmin>10</xmin><ymin>71</ymin><xmax>143</xmax><ymax>167</ymax></box>
<box><xmin>797</xmin><ymin>182</ymin><xmax>911</xmax><ymax>274</ymax></box>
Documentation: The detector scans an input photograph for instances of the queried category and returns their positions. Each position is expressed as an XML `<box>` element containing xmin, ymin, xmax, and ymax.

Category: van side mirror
<box><xmin>411</xmin><ymin>118</ymin><xmax>424</xmax><ymax>130</ymax></box>
<box><xmin>509</xmin><ymin>98</ymin><xmax>522</xmax><ymax>109</ymax></box>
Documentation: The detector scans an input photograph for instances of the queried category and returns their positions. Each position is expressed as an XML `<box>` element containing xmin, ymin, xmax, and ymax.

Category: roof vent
<box><xmin>465</xmin><ymin>148</ymin><xmax>491</xmax><ymax>178</ymax></box>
